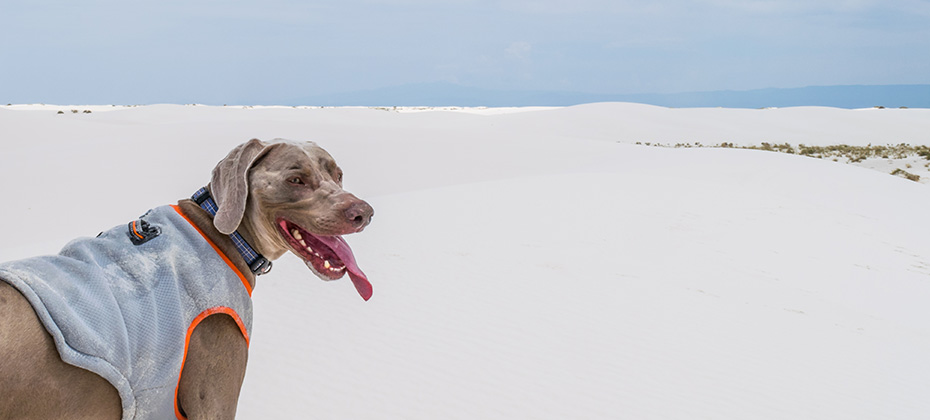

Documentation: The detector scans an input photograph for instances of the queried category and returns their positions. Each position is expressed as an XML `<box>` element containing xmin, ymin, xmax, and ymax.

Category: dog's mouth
<box><xmin>277</xmin><ymin>219</ymin><xmax>372</xmax><ymax>301</ymax></box>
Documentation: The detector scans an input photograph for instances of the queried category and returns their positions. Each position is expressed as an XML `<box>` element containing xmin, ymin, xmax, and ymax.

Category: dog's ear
<box><xmin>210</xmin><ymin>138</ymin><xmax>278</xmax><ymax>235</ymax></box>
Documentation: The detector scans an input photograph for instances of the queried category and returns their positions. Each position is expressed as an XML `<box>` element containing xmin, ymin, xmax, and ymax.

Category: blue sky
<box><xmin>2</xmin><ymin>0</ymin><xmax>929</xmax><ymax>104</ymax></box>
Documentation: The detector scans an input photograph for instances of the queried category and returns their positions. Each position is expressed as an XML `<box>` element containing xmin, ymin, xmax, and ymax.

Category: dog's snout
<box><xmin>345</xmin><ymin>201</ymin><xmax>374</xmax><ymax>230</ymax></box>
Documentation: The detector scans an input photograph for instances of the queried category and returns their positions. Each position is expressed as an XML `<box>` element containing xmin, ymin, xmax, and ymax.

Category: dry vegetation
<box><xmin>635</xmin><ymin>141</ymin><xmax>930</xmax><ymax>182</ymax></box>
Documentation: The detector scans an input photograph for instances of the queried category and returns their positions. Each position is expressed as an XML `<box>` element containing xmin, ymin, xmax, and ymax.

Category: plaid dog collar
<box><xmin>192</xmin><ymin>187</ymin><xmax>272</xmax><ymax>275</ymax></box>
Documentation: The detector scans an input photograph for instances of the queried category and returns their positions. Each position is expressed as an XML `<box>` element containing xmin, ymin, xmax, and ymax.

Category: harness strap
<box><xmin>192</xmin><ymin>188</ymin><xmax>272</xmax><ymax>275</ymax></box>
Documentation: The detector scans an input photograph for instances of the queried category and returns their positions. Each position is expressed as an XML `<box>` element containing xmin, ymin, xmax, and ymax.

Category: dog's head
<box><xmin>209</xmin><ymin>138</ymin><xmax>374</xmax><ymax>300</ymax></box>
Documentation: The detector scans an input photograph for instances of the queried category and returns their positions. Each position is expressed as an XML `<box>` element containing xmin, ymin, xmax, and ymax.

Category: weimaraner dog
<box><xmin>0</xmin><ymin>138</ymin><xmax>373</xmax><ymax>419</ymax></box>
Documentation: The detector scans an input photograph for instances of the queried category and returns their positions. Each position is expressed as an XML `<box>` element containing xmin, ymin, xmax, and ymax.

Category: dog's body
<box><xmin>0</xmin><ymin>205</ymin><xmax>254</xmax><ymax>419</ymax></box>
<box><xmin>0</xmin><ymin>139</ymin><xmax>373</xmax><ymax>419</ymax></box>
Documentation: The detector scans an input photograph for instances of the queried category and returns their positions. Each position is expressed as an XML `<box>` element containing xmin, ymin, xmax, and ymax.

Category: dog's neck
<box><xmin>177</xmin><ymin>199</ymin><xmax>257</xmax><ymax>291</ymax></box>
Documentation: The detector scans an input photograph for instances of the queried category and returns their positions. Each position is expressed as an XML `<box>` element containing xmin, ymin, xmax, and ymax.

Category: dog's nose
<box><xmin>345</xmin><ymin>201</ymin><xmax>374</xmax><ymax>231</ymax></box>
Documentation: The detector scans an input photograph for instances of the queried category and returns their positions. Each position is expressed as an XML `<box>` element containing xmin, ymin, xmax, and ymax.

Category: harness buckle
<box><xmin>250</xmin><ymin>257</ymin><xmax>273</xmax><ymax>275</ymax></box>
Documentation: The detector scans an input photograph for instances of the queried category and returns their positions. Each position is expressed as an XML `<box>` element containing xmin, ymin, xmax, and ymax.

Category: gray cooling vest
<box><xmin>0</xmin><ymin>205</ymin><xmax>253</xmax><ymax>420</ymax></box>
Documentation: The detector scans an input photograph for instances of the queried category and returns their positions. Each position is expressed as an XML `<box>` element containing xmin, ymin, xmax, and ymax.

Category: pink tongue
<box><xmin>314</xmin><ymin>235</ymin><xmax>372</xmax><ymax>301</ymax></box>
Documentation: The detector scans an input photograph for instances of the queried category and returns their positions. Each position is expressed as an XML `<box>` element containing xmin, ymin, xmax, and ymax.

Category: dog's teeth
<box><xmin>300</xmin><ymin>240</ymin><xmax>306</xmax><ymax>246</ymax></box>
<box><xmin>306</xmin><ymin>246</ymin><xmax>313</xmax><ymax>254</ymax></box>
<box><xmin>324</xmin><ymin>260</ymin><xmax>331</xmax><ymax>269</ymax></box>
<box><xmin>292</xmin><ymin>230</ymin><xmax>302</xmax><ymax>240</ymax></box>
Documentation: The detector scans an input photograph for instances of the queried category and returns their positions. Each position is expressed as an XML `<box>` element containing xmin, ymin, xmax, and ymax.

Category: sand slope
<box><xmin>1</xmin><ymin>103</ymin><xmax>929</xmax><ymax>419</ymax></box>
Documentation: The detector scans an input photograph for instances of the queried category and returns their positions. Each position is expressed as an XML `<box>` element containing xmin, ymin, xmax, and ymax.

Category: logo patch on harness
<box><xmin>128</xmin><ymin>218</ymin><xmax>161</xmax><ymax>245</ymax></box>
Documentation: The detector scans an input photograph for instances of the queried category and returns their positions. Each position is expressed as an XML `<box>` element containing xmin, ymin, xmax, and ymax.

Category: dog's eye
<box><xmin>288</xmin><ymin>177</ymin><xmax>304</xmax><ymax>185</ymax></box>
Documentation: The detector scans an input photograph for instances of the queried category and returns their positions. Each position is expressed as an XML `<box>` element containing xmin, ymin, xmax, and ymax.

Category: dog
<box><xmin>0</xmin><ymin>138</ymin><xmax>374</xmax><ymax>419</ymax></box>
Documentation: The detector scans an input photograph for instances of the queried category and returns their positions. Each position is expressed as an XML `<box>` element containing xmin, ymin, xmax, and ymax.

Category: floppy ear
<box><xmin>209</xmin><ymin>138</ymin><xmax>277</xmax><ymax>234</ymax></box>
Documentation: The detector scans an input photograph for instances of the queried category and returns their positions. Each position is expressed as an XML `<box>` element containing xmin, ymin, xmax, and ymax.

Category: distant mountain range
<box><xmin>287</xmin><ymin>83</ymin><xmax>930</xmax><ymax>109</ymax></box>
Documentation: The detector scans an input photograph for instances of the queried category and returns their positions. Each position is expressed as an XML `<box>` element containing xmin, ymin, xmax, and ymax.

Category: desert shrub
<box><xmin>772</xmin><ymin>143</ymin><xmax>795</xmax><ymax>154</ymax></box>
<box><xmin>917</xmin><ymin>146</ymin><xmax>930</xmax><ymax>160</ymax></box>
<box><xmin>891</xmin><ymin>168</ymin><xmax>921</xmax><ymax>182</ymax></box>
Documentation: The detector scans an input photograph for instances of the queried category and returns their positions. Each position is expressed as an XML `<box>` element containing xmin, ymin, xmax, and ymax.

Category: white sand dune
<box><xmin>1</xmin><ymin>103</ymin><xmax>929</xmax><ymax>419</ymax></box>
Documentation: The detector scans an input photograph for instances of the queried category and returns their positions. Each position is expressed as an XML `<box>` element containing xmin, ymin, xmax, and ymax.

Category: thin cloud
<box><xmin>505</xmin><ymin>41</ymin><xmax>533</xmax><ymax>61</ymax></box>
